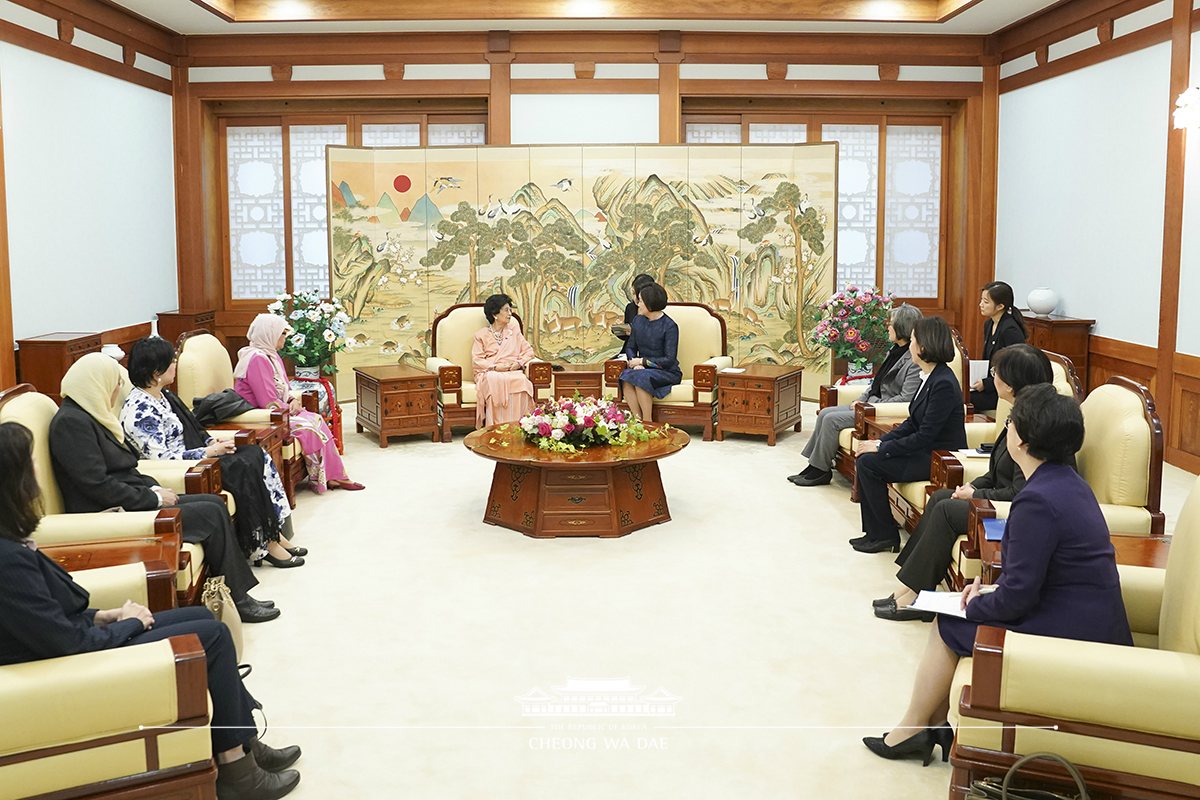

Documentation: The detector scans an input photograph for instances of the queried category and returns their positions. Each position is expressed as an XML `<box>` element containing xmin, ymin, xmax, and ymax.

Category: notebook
<box><xmin>982</xmin><ymin>518</ymin><xmax>1006</xmax><ymax>542</ymax></box>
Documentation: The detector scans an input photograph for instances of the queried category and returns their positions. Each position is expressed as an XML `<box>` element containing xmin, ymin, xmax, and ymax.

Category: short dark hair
<box><xmin>640</xmin><ymin>283</ymin><xmax>668</xmax><ymax>312</ymax></box>
<box><xmin>1010</xmin><ymin>383</ymin><xmax>1084</xmax><ymax>463</ymax></box>
<box><xmin>992</xmin><ymin>344</ymin><xmax>1053</xmax><ymax>396</ymax></box>
<box><xmin>0</xmin><ymin>422</ymin><xmax>41</xmax><ymax>543</ymax></box>
<box><xmin>483</xmin><ymin>293</ymin><xmax>514</xmax><ymax>324</ymax></box>
<box><xmin>911</xmin><ymin>316</ymin><xmax>955</xmax><ymax>364</ymax></box>
<box><xmin>631</xmin><ymin>273</ymin><xmax>655</xmax><ymax>300</ymax></box>
<box><xmin>128</xmin><ymin>336</ymin><xmax>176</xmax><ymax>389</ymax></box>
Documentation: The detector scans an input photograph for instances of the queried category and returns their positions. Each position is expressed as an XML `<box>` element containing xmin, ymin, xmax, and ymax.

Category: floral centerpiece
<box><xmin>519</xmin><ymin>395</ymin><xmax>665</xmax><ymax>453</ymax></box>
<box><xmin>267</xmin><ymin>290</ymin><xmax>351</xmax><ymax>376</ymax></box>
<box><xmin>809</xmin><ymin>284</ymin><xmax>894</xmax><ymax>373</ymax></box>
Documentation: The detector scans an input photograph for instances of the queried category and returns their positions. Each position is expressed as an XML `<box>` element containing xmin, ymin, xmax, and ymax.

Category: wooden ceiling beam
<box><xmin>995</xmin><ymin>0</ymin><xmax>1160</xmax><ymax>61</ymax></box>
<box><xmin>194</xmin><ymin>0</ymin><xmax>957</xmax><ymax>23</ymax></box>
<box><xmin>11</xmin><ymin>0</ymin><xmax>184</xmax><ymax>58</ymax></box>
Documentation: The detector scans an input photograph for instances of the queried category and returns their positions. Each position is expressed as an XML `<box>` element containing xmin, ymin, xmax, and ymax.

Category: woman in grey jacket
<box><xmin>789</xmin><ymin>304</ymin><xmax>924</xmax><ymax>487</ymax></box>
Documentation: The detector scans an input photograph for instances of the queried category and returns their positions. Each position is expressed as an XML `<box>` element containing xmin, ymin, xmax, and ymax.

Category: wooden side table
<box><xmin>552</xmin><ymin>363</ymin><xmax>605</xmax><ymax>400</ymax></box>
<box><xmin>1020</xmin><ymin>311</ymin><xmax>1094</xmax><ymax>385</ymax></box>
<box><xmin>354</xmin><ymin>365</ymin><xmax>439</xmax><ymax>447</ymax></box>
<box><xmin>157</xmin><ymin>309</ymin><xmax>216</xmax><ymax>347</ymax></box>
<box><xmin>715</xmin><ymin>364</ymin><xmax>803</xmax><ymax>446</ymax></box>
<box><xmin>16</xmin><ymin>332</ymin><xmax>102</xmax><ymax>402</ymax></box>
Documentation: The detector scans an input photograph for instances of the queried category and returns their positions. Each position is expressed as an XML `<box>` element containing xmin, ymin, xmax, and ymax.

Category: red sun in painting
<box><xmin>393</xmin><ymin>175</ymin><xmax>412</xmax><ymax>193</ymax></box>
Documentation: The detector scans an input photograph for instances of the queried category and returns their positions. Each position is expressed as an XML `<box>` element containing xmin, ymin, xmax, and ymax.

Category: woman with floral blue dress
<box><xmin>120</xmin><ymin>336</ymin><xmax>305</xmax><ymax>569</ymax></box>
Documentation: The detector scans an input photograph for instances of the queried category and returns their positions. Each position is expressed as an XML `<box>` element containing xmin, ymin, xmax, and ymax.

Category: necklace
<box><xmin>491</xmin><ymin>326</ymin><xmax>503</xmax><ymax>342</ymax></box>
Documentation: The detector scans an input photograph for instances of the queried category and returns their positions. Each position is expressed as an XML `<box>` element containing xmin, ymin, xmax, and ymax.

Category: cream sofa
<box><xmin>948</xmin><ymin>472</ymin><xmax>1200</xmax><ymax>800</ymax></box>
<box><xmin>426</xmin><ymin>304</ymin><xmax>551</xmax><ymax>442</ymax></box>
<box><xmin>605</xmin><ymin>302</ymin><xmax>732</xmax><ymax>441</ymax></box>
<box><xmin>0</xmin><ymin>565</ymin><xmax>215</xmax><ymax>800</ymax></box>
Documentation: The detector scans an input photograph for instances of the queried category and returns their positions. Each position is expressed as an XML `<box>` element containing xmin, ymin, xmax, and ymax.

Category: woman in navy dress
<box><xmin>619</xmin><ymin>283</ymin><xmax>682</xmax><ymax>421</ymax></box>
<box><xmin>862</xmin><ymin>384</ymin><xmax>1132</xmax><ymax>767</ymax></box>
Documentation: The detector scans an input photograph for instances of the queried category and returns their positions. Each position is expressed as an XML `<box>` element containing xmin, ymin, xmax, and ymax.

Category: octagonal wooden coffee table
<box><xmin>463</xmin><ymin>423</ymin><xmax>689</xmax><ymax>538</ymax></box>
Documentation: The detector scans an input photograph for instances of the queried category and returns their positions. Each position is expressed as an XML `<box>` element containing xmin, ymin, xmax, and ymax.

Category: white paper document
<box><xmin>968</xmin><ymin>361</ymin><xmax>989</xmax><ymax>386</ymax></box>
<box><xmin>955</xmin><ymin>448</ymin><xmax>991</xmax><ymax>459</ymax></box>
<box><xmin>720</xmin><ymin>367</ymin><xmax>745</xmax><ymax>373</ymax></box>
<box><xmin>910</xmin><ymin>591</ymin><xmax>969</xmax><ymax>619</ymax></box>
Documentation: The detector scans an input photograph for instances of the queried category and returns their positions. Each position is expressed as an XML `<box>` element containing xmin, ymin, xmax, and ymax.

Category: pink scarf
<box><xmin>233</xmin><ymin>313</ymin><xmax>289</xmax><ymax>386</ymax></box>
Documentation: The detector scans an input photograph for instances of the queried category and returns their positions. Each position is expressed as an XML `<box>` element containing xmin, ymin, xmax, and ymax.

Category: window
<box><xmin>223</xmin><ymin>115</ymin><xmax>486</xmax><ymax>302</ymax></box>
<box><xmin>680</xmin><ymin>114</ymin><xmax>948</xmax><ymax>300</ymax></box>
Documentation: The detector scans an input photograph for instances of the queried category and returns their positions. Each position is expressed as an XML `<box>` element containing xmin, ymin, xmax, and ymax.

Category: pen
<box><xmin>978</xmin><ymin>585</ymin><xmax>998</xmax><ymax>595</ymax></box>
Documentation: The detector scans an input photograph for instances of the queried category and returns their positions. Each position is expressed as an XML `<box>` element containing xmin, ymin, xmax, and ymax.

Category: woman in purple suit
<box><xmin>862</xmin><ymin>384</ymin><xmax>1132</xmax><ymax>767</ymax></box>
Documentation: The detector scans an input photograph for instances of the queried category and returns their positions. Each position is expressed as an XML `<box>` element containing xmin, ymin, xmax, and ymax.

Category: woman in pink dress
<box><xmin>472</xmin><ymin>294</ymin><xmax>536</xmax><ymax>427</ymax></box>
<box><xmin>234</xmin><ymin>314</ymin><xmax>364</xmax><ymax>495</ymax></box>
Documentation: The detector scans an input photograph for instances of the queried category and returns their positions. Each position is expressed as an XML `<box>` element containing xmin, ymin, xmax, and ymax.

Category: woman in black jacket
<box><xmin>968</xmin><ymin>281</ymin><xmax>1027</xmax><ymax>412</ymax></box>
<box><xmin>874</xmin><ymin>344</ymin><xmax>1057</xmax><ymax>621</ymax></box>
<box><xmin>47</xmin><ymin>353</ymin><xmax>276</xmax><ymax>623</ymax></box>
<box><xmin>0</xmin><ymin>421</ymin><xmax>302</xmax><ymax>800</ymax></box>
<box><xmin>852</xmin><ymin>317</ymin><xmax>968</xmax><ymax>553</ymax></box>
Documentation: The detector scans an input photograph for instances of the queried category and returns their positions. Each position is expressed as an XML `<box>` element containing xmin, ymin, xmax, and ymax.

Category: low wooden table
<box><xmin>714</xmin><ymin>363</ymin><xmax>804</xmax><ymax>446</ymax></box>
<box><xmin>354</xmin><ymin>364</ymin><xmax>439</xmax><ymax>447</ymax></box>
<box><xmin>463</xmin><ymin>423</ymin><xmax>689</xmax><ymax>538</ymax></box>
<box><xmin>552</xmin><ymin>363</ymin><xmax>605</xmax><ymax>400</ymax></box>
<box><xmin>981</xmin><ymin>532</ymin><xmax>1170</xmax><ymax>583</ymax></box>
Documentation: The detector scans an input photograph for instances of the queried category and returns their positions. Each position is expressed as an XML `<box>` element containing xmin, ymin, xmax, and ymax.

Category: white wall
<box><xmin>2</xmin><ymin>42</ymin><xmax>177</xmax><ymax>341</ymax></box>
<box><xmin>995</xmin><ymin>42</ymin><xmax>1170</xmax><ymax>346</ymax></box>
<box><xmin>1176</xmin><ymin>32</ymin><xmax>1200</xmax><ymax>356</ymax></box>
<box><xmin>510</xmin><ymin>95</ymin><xmax>659</xmax><ymax>144</ymax></box>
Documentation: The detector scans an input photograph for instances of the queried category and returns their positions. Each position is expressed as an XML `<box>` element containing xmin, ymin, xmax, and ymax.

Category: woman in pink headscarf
<box><xmin>234</xmin><ymin>314</ymin><xmax>364</xmax><ymax>494</ymax></box>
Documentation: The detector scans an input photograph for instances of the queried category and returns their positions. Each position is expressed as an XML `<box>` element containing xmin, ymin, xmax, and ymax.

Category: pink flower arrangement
<box><xmin>810</xmin><ymin>283</ymin><xmax>895</xmax><ymax>371</ymax></box>
<box><xmin>520</xmin><ymin>394</ymin><xmax>662</xmax><ymax>453</ymax></box>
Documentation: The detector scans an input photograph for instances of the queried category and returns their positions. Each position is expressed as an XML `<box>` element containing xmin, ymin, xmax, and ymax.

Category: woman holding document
<box><xmin>861</xmin><ymin>384</ymin><xmax>1132</xmax><ymax>766</ymax></box>
<box><xmin>874</xmin><ymin>345</ymin><xmax>1057</xmax><ymax>621</ymax></box>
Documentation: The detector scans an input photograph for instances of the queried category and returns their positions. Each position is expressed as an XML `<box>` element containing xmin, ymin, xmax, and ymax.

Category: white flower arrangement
<box><xmin>1175</xmin><ymin>86</ymin><xmax>1200</xmax><ymax>130</ymax></box>
<box><xmin>519</xmin><ymin>394</ymin><xmax>666</xmax><ymax>453</ymax></box>
<box><xmin>268</xmin><ymin>291</ymin><xmax>350</xmax><ymax>374</ymax></box>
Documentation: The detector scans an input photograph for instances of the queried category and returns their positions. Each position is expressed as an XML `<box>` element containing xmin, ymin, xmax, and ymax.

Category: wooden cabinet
<box><xmin>16</xmin><ymin>332</ymin><xmax>102</xmax><ymax>402</ymax></box>
<box><xmin>715</xmin><ymin>364</ymin><xmax>804</xmax><ymax>446</ymax></box>
<box><xmin>156</xmin><ymin>309</ymin><xmax>216</xmax><ymax>347</ymax></box>
<box><xmin>552</xmin><ymin>364</ymin><xmax>604</xmax><ymax>399</ymax></box>
<box><xmin>354</xmin><ymin>364</ymin><xmax>439</xmax><ymax>446</ymax></box>
<box><xmin>1020</xmin><ymin>311</ymin><xmax>1094</xmax><ymax>386</ymax></box>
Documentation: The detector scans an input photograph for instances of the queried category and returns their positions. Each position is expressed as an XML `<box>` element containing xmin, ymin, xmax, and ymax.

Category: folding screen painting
<box><xmin>328</xmin><ymin>144</ymin><xmax>838</xmax><ymax>397</ymax></box>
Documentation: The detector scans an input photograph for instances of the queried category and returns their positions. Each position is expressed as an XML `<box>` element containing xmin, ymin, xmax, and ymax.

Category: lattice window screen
<box><xmin>428</xmin><ymin>123</ymin><xmax>486</xmax><ymax>145</ymax></box>
<box><xmin>822</xmin><ymin>124</ymin><xmax>879</xmax><ymax>290</ymax></box>
<box><xmin>290</xmin><ymin>125</ymin><xmax>347</xmax><ymax>297</ymax></box>
<box><xmin>684</xmin><ymin>123</ymin><xmax>741</xmax><ymax>143</ymax></box>
<box><xmin>228</xmin><ymin>126</ymin><xmax>286</xmax><ymax>299</ymax></box>
<box><xmin>362</xmin><ymin>124</ymin><xmax>420</xmax><ymax>147</ymax></box>
<box><xmin>748</xmin><ymin>123</ymin><xmax>806</xmax><ymax>143</ymax></box>
<box><xmin>884</xmin><ymin>125</ymin><xmax>942</xmax><ymax>298</ymax></box>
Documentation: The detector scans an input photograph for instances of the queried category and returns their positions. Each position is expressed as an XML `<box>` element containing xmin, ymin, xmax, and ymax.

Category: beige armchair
<box><xmin>604</xmin><ymin>302</ymin><xmax>732</xmax><ymax>441</ymax></box>
<box><xmin>896</xmin><ymin>352</ymin><xmax>1084</xmax><ymax>538</ymax></box>
<box><xmin>0</xmin><ymin>566</ymin><xmax>215</xmax><ymax>800</ymax></box>
<box><xmin>947</xmin><ymin>472</ymin><xmax>1200</xmax><ymax>800</ymax></box>
<box><xmin>953</xmin><ymin>375</ymin><xmax>1166</xmax><ymax>591</ymax></box>
<box><xmin>427</xmin><ymin>304</ymin><xmax>551</xmax><ymax>442</ymax></box>
<box><xmin>822</xmin><ymin>327</ymin><xmax>971</xmax><ymax>501</ymax></box>
<box><xmin>0</xmin><ymin>384</ymin><xmax>208</xmax><ymax>606</ymax></box>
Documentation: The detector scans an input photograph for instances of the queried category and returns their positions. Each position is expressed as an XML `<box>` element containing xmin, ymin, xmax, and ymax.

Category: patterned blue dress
<box><xmin>120</xmin><ymin>388</ymin><xmax>290</xmax><ymax>525</ymax></box>
<box><xmin>620</xmin><ymin>313</ymin><xmax>683</xmax><ymax>399</ymax></box>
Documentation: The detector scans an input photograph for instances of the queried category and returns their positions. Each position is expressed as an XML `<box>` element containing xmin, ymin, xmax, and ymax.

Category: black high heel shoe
<box><xmin>285</xmin><ymin>546</ymin><xmax>308</xmax><ymax>557</ymax></box>
<box><xmin>862</xmin><ymin>728</ymin><xmax>937</xmax><ymax>766</ymax></box>
<box><xmin>255</xmin><ymin>553</ymin><xmax>305</xmax><ymax>568</ymax></box>
<box><xmin>931</xmin><ymin>722</ymin><xmax>954</xmax><ymax>762</ymax></box>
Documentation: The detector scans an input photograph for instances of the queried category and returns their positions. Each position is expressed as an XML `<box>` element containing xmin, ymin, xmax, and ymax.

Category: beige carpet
<box><xmin>240</xmin><ymin>402</ymin><xmax>1196</xmax><ymax>799</ymax></box>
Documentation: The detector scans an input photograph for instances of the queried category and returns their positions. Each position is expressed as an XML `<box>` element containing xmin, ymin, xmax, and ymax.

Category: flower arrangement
<box><xmin>808</xmin><ymin>284</ymin><xmax>894</xmax><ymax>371</ymax></box>
<box><xmin>267</xmin><ymin>290</ymin><xmax>352</xmax><ymax>374</ymax></box>
<box><xmin>519</xmin><ymin>395</ymin><xmax>665</xmax><ymax>453</ymax></box>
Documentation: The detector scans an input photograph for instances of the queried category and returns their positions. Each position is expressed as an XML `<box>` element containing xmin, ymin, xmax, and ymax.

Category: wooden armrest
<box><xmin>528</xmin><ymin>361</ymin><xmax>552</xmax><ymax>387</ymax></box>
<box><xmin>187</xmin><ymin>458</ymin><xmax>221</xmax><ymax>495</ymax></box>
<box><xmin>693</xmin><ymin>363</ymin><xmax>717</xmax><ymax>391</ymax></box>
<box><xmin>964</xmin><ymin>498</ymin><xmax>996</xmax><ymax>560</ymax></box>
<box><xmin>170</xmin><ymin>634</ymin><xmax>211</xmax><ymax>722</ymax></box>
<box><xmin>438</xmin><ymin>364</ymin><xmax>463</xmax><ymax>392</ymax></box>
<box><xmin>211</xmin><ymin>428</ymin><xmax>257</xmax><ymax>446</ymax></box>
<box><xmin>604</xmin><ymin>360</ymin><xmax>625</xmax><ymax>387</ymax></box>
<box><xmin>929</xmin><ymin>450</ymin><xmax>964</xmax><ymax>493</ymax></box>
<box><xmin>143</xmin><ymin>559</ymin><xmax>177</xmax><ymax>612</ymax></box>
<box><xmin>301</xmin><ymin>389</ymin><xmax>320</xmax><ymax>414</ymax></box>
<box><xmin>854</xmin><ymin>403</ymin><xmax>876</xmax><ymax>437</ymax></box>
<box><xmin>966</xmin><ymin>626</ymin><xmax>1007</xmax><ymax>712</ymax></box>
<box><xmin>39</xmin><ymin>508</ymin><xmax>182</xmax><ymax>578</ymax></box>
<box><xmin>819</xmin><ymin>385</ymin><xmax>838</xmax><ymax>410</ymax></box>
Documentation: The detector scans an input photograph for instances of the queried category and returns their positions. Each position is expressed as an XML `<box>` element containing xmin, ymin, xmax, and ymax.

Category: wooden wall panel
<box><xmin>1088</xmin><ymin>336</ymin><xmax>1157</xmax><ymax>396</ymax></box>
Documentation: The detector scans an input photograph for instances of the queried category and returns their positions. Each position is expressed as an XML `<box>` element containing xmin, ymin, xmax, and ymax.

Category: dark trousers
<box><xmin>856</xmin><ymin>451</ymin><xmax>932</xmax><ymax>543</ymax></box>
<box><xmin>970</xmin><ymin>388</ymin><xmax>999</xmax><ymax>414</ymax></box>
<box><xmin>128</xmin><ymin>606</ymin><xmax>258</xmax><ymax>753</ymax></box>
<box><xmin>173</xmin><ymin>494</ymin><xmax>257</xmax><ymax>600</ymax></box>
<box><xmin>895</xmin><ymin>488</ymin><xmax>969</xmax><ymax>592</ymax></box>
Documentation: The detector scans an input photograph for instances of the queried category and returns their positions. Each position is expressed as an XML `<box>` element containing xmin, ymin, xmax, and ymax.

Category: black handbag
<box><xmin>965</xmin><ymin>753</ymin><xmax>1089</xmax><ymax>800</ymax></box>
